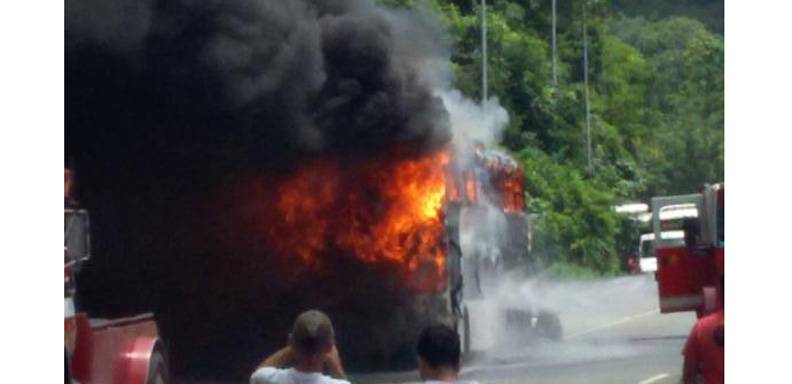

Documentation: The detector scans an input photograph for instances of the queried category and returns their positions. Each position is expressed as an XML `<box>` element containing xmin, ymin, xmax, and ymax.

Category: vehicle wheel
<box><xmin>536</xmin><ymin>311</ymin><xmax>563</xmax><ymax>341</ymax></box>
<box><xmin>146</xmin><ymin>346</ymin><xmax>169</xmax><ymax>384</ymax></box>
<box><xmin>460</xmin><ymin>306</ymin><xmax>471</xmax><ymax>356</ymax></box>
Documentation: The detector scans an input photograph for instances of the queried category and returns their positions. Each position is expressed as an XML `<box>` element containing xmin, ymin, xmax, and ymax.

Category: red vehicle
<box><xmin>65</xmin><ymin>169</ymin><xmax>170</xmax><ymax>384</ymax></box>
<box><xmin>650</xmin><ymin>183</ymin><xmax>724</xmax><ymax>317</ymax></box>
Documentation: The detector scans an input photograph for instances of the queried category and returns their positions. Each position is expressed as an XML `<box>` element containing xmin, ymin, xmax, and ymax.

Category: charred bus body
<box><xmin>444</xmin><ymin>146</ymin><xmax>562</xmax><ymax>355</ymax></box>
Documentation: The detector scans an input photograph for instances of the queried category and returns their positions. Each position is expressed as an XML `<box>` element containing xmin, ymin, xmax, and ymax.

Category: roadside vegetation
<box><xmin>382</xmin><ymin>0</ymin><xmax>724</xmax><ymax>275</ymax></box>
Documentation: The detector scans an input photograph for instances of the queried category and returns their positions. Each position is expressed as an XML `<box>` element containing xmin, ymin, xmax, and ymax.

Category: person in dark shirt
<box><xmin>416</xmin><ymin>324</ymin><xmax>475</xmax><ymax>384</ymax></box>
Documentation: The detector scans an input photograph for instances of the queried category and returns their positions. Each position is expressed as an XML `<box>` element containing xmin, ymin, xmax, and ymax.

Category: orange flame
<box><xmin>497</xmin><ymin>167</ymin><xmax>525</xmax><ymax>213</ymax></box>
<box><xmin>265</xmin><ymin>150</ymin><xmax>449</xmax><ymax>293</ymax></box>
<box><xmin>464</xmin><ymin>170</ymin><xmax>478</xmax><ymax>204</ymax></box>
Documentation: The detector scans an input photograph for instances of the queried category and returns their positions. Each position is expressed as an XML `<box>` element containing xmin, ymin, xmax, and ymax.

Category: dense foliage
<box><xmin>383</xmin><ymin>0</ymin><xmax>723</xmax><ymax>275</ymax></box>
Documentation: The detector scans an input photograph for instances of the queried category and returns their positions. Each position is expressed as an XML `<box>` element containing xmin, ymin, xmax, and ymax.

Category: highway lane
<box><xmin>455</xmin><ymin>311</ymin><xmax>694</xmax><ymax>384</ymax></box>
<box><xmin>351</xmin><ymin>274</ymin><xmax>696</xmax><ymax>384</ymax></box>
<box><xmin>179</xmin><ymin>274</ymin><xmax>696</xmax><ymax>384</ymax></box>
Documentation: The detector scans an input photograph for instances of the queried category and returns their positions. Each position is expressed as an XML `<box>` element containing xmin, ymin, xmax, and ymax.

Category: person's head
<box><xmin>288</xmin><ymin>310</ymin><xmax>335</xmax><ymax>361</ymax></box>
<box><xmin>416</xmin><ymin>324</ymin><xmax>461</xmax><ymax>381</ymax></box>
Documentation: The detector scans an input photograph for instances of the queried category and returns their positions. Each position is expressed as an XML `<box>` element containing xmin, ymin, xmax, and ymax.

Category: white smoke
<box><xmin>463</xmin><ymin>273</ymin><xmax>675</xmax><ymax>369</ymax></box>
<box><xmin>439</xmin><ymin>89</ymin><xmax>510</xmax><ymax>148</ymax></box>
<box><xmin>383</xmin><ymin>0</ymin><xmax>510</xmax><ymax>151</ymax></box>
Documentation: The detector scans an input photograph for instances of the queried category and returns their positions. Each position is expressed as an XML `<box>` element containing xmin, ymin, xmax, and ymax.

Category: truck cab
<box><xmin>65</xmin><ymin>169</ymin><xmax>170</xmax><ymax>384</ymax></box>
<box><xmin>650</xmin><ymin>184</ymin><xmax>723</xmax><ymax>317</ymax></box>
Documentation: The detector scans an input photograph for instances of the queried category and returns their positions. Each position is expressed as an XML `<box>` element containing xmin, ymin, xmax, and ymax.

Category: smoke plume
<box><xmin>67</xmin><ymin>0</ymin><xmax>452</xmax><ymax>174</ymax></box>
<box><xmin>66</xmin><ymin>0</ymin><xmax>462</xmax><ymax>377</ymax></box>
<box><xmin>67</xmin><ymin>0</ymin><xmax>518</xmax><ymax>378</ymax></box>
<box><xmin>440</xmin><ymin>89</ymin><xmax>510</xmax><ymax>149</ymax></box>
<box><xmin>65</xmin><ymin>0</ymin><xmax>524</xmax><ymax>378</ymax></box>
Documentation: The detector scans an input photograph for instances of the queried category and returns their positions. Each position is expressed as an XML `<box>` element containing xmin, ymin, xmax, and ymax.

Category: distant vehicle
<box><xmin>65</xmin><ymin>169</ymin><xmax>170</xmax><ymax>384</ymax></box>
<box><xmin>651</xmin><ymin>183</ymin><xmax>724</xmax><ymax>317</ymax></box>
<box><xmin>637</xmin><ymin>231</ymin><xmax>684</xmax><ymax>273</ymax></box>
<box><xmin>614</xmin><ymin>202</ymin><xmax>651</xmax><ymax>274</ymax></box>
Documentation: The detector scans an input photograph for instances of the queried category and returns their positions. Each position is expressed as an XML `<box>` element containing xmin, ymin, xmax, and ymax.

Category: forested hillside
<box><xmin>382</xmin><ymin>0</ymin><xmax>724</xmax><ymax>275</ymax></box>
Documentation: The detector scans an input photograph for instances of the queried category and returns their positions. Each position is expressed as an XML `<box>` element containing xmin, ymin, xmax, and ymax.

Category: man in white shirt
<box><xmin>251</xmin><ymin>310</ymin><xmax>350</xmax><ymax>384</ymax></box>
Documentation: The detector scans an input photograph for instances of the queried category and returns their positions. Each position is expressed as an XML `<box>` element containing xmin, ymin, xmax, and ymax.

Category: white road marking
<box><xmin>565</xmin><ymin>309</ymin><xmax>659</xmax><ymax>339</ymax></box>
<box><xmin>460</xmin><ymin>361</ymin><xmax>530</xmax><ymax>376</ymax></box>
<box><xmin>638</xmin><ymin>373</ymin><xmax>670</xmax><ymax>384</ymax></box>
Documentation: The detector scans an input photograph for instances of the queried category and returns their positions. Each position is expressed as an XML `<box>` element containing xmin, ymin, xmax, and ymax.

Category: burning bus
<box><xmin>67</xmin><ymin>0</ymin><xmax>551</xmax><ymax>375</ymax></box>
<box><xmin>446</xmin><ymin>147</ymin><xmax>528</xmax><ymax>292</ymax></box>
<box><xmin>254</xmin><ymin>143</ymin><xmax>560</xmax><ymax>365</ymax></box>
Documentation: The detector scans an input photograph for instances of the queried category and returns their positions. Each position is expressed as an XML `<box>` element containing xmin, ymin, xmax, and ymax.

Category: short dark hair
<box><xmin>290</xmin><ymin>310</ymin><xmax>335</xmax><ymax>355</ymax></box>
<box><xmin>416</xmin><ymin>324</ymin><xmax>460</xmax><ymax>368</ymax></box>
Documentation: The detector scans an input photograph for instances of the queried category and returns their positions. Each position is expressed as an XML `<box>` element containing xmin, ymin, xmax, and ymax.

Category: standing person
<box><xmin>682</xmin><ymin>276</ymin><xmax>725</xmax><ymax>384</ymax></box>
<box><xmin>415</xmin><ymin>324</ymin><xmax>475</xmax><ymax>384</ymax></box>
<box><xmin>251</xmin><ymin>309</ymin><xmax>349</xmax><ymax>384</ymax></box>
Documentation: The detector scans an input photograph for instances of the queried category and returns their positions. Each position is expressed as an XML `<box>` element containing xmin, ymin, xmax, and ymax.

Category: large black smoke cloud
<box><xmin>67</xmin><ymin>0</ymin><xmax>452</xmax><ymax>378</ymax></box>
<box><xmin>68</xmin><ymin>0</ymin><xmax>450</xmax><ymax>170</ymax></box>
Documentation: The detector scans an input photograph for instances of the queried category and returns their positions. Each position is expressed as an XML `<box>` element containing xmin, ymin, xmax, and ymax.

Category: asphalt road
<box><xmin>350</xmin><ymin>273</ymin><xmax>696</xmax><ymax>384</ymax></box>
<box><xmin>180</xmin><ymin>274</ymin><xmax>696</xmax><ymax>384</ymax></box>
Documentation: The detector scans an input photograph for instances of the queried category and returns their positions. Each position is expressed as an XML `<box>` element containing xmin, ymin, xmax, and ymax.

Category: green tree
<box><xmin>611</xmin><ymin>16</ymin><xmax>724</xmax><ymax>195</ymax></box>
<box><xmin>517</xmin><ymin>147</ymin><xmax>621</xmax><ymax>274</ymax></box>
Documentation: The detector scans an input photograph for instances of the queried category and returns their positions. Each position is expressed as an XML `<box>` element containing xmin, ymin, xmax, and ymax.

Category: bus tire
<box><xmin>537</xmin><ymin>311</ymin><xmax>563</xmax><ymax>341</ymax></box>
<box><xmin>146</xmin><ymin>346</ymin><xmax>169</xmax><ymax>384</ymax></box>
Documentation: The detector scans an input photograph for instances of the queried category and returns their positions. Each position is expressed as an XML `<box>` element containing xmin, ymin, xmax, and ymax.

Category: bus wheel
<box><xmin>536</xmin><ymin>311</ymin><xmax>563</xmax><ymax>341</ymax></box>
<box><xmin>147</xmin><ymin>346</ymin><xmax>169</xmax><ymax>384</ymax></box>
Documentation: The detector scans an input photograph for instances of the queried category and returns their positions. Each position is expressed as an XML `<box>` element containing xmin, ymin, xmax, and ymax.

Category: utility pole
<box><xmin>549</xmin><ymin>0</ymin><xmax>558</xmax><ymax>138</ymax></box>
<box><xmin>552</xmin><ymin>0</ymin><xmax>557</xmax><ymax>87</ymax></box>
<box><xmin>481</xmin><ymin>0</ymin><xmax>488</xmax><ymax>104</ymax></box>
<box><xmin>583</xmin><ymin>2</ymin><xmax>592</xmax><ymax>172</ymax></box>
